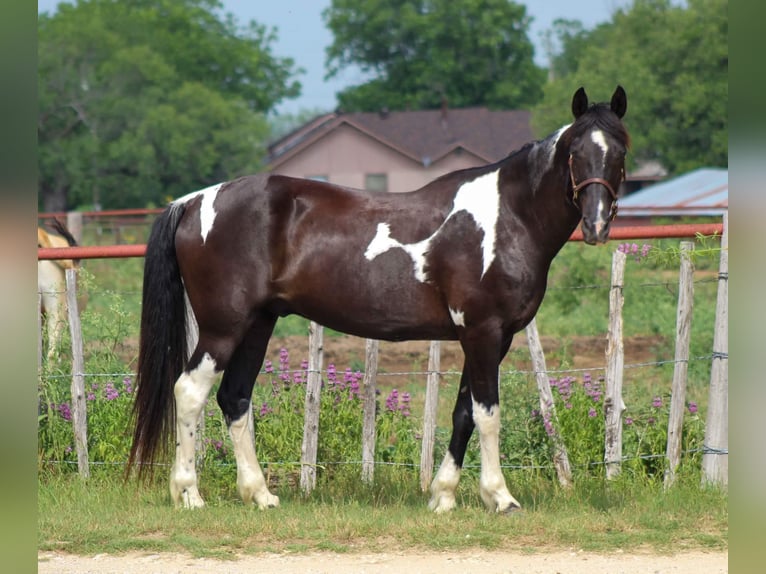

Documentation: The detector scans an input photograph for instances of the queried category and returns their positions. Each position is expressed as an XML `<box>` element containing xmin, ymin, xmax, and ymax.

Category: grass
<box><xmin>38</xmin><ymin>469</ymin><xmax>727</xmax><ymax>557</ymax></box>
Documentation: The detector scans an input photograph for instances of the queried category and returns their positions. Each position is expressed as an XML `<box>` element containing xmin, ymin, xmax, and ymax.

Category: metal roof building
<box><xmin>618</xmin><ymin>167</ymin><xmax>728</xmax><ymax>220</ymax></box>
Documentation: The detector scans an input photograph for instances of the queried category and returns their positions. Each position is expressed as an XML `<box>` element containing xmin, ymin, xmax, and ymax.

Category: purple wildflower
<box><xmin>687</xmin><ymin>401</ymin><xmax>698</xmax><ymax>414</ymax></box>
<box><xmin>263</xmin><ymin>359</ymin><xmax>274</xmax><ymax>374</ymax></box>
<box><xmin>104</xmin><ymin>381</ymin><xmax>119</xmax><ymax>401</ymax></box>
<box><xmin>259</xmin><ymin>402</ymin><xmax>272</xmax><ymax>417</ymax></box>
<box><xmin>652</xmin><ymin>396</ymin><xmax>662</xmax><ymax>408</ymax></box>
<box><xmin>399</xmin><ymin>392</ymin><xmax>411</xmax><ymax>417</ymax></box>
<box><xmin>385</xmin><ymin>389</ymin><xmax>399</xmax><ymax>413</ymax></box>
<box><xmin>58</xmin><ymin>403</ymin><xmax>72</xmax><ymax>422</ymax></box>
<box><xmin>278</xmin><ymin>348</ymin><xmax>291</xmax><ymax>384</ymax></box>
<box><xmin>625</xmin><ymin>417</ymin><xmax>634</xmax><ymax>426</ymax></box>
<box><xmin>327</xmin><ymin>363</ymin><xmax>338</xmax><ymax>387</ymax></box>
<box><xmin>123</xmin><ymin>376</ymin><xmax>134</xmax><ymax>394</ymax></box>
<box><xmin>87</xmin><ymin>393</ymin><xmax>96</xmax><ymax>402</ymax></box>
<box><xmin>588</xmin><ymin>407</ymin><xmax>598</xmax><ymax>418</ymax></box>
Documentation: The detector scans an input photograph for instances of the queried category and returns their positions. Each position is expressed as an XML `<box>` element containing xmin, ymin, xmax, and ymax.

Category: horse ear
<box><xmin>610</xmin><ymin>85</ymin><xmax>627</xmax><ymax>118</ymax></box>
<box><xmin>572</xmin><ymin>87</ymin><xmax>588</xmax><ymax>118</ymax></box>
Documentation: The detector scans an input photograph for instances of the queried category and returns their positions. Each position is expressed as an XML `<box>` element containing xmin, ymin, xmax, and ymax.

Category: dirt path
<box><xmin>39</xmin><ymin>549</ymin><xmax>727</xmax><ymax>574</ymax></box>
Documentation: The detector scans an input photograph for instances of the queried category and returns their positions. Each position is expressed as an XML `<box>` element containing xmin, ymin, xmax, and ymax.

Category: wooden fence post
<box><xmin>702</xmin><ymin>213</ymin><xmax>728</xmax><ymax>487</ymax></box>
<box><xmin>361</xmin><ymin>339</ymin><xmax>379</xmax><ymax>484</ymax></box>
<box><xmin>664</xmin><ymin>241</ymin><xmax>695</xmax><ymax>488</ymax></box>
<box><xmin>65</xmin><ymin>268</ymin><xmax>89</xmax><ymax>478</ymax></box>
<box><xmin>604</xmin><ymin>250</ymin><xmax>626</xmax><ymax>479</ymax></box>
<box><xmin>66</xmin><ymin>211</ymin><xmax>83</xmax><ymax>244</ymax></box>
<box><xmin>419</xmin><ymin>340</ymin><xmax>441</xmax><ymax>492</ymax></box>
<box><xmin>300</xmin><ymin>321</ymin><xmax>324</xmax><ymax>494</ymax></box>
<box><xmin>525</xmin><ymin>318</ymin><xmax>573</xmax><ymax>488</ymax></box>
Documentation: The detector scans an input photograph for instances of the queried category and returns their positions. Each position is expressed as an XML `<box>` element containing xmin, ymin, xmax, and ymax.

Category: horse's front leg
<box><xmin>461</xmin><ymin>326</ymin><xmax>521</xmax><ymax>513</ymax></box>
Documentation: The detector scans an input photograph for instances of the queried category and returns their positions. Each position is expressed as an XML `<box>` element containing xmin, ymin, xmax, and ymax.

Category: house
<box><xmin>265</xmin><ymin>107</ymin><xmax>534</xmax><ymax>193</ymax></box>
<box><xmin>616</xmin><ymin>167</ymin><xmax>728</xmax><ymax>225</ymax></box>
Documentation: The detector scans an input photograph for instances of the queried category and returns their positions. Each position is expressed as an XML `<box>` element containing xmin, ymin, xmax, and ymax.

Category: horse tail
<box><xmin>127</xmin><ymin>202</ymin><xmax>188</xmax><ymax>479</ymax></box>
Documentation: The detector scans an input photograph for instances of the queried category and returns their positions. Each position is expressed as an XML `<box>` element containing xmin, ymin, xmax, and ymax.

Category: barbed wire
<box><xmin>38</xmin><ymin>353</ymin><xmax>716</xmax><ymax>382</ymax></box>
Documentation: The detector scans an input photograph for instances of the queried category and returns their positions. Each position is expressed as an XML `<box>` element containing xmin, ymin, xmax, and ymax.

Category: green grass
<box><xmin>38</xmin><ymin>469</ymin><xmax>727</xmax><ymax>557</ymax></box>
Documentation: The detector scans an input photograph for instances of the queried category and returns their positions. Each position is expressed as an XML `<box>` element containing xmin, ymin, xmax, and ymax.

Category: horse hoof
<box><xmin>499</xmin><ymin>502</ymin><xmax>522</xmax><ymax>515</ymax></box>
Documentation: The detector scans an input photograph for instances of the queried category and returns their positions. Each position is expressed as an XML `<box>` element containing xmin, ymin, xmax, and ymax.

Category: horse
<box><xmin>37</xmin><ymin>219</ymin><xmax>85</xmax><ymax>363</ymax></box>
<box><xmin>128</xmin><ymin>86</ymin><xmax>629</xmax><ymax>513</ymax></box>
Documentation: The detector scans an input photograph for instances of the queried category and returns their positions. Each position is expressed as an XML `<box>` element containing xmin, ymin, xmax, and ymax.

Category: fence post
<box><xmin>300</xmin><ymin>321</ymin><xmax>324</xmax><ymax>494</ymax></box>
<box><xmin>702</xmin><ymin>213</ymin><xmax>728</xmax><ymax>487</ymax></box>
<box><xmin>361</xmin><ymin>339</ymin><xmax>379</xmax><ymax>484</ymax></box>
<box><xmin>604</xmin><ymin>249</ymin><xmax>626</xmax><ymax>479</ymax></box>
<box><xmin>419</xmin><ymin>340</ymin><xmax>441</xmax><ymax>492</ymax></box>
<box><xmin>66</xmin><ymin>211</ymin><xmax>83</xmax><ymax>244</ymax></box>
<box><xmin>65</xmin><ymin>268</ymin><xmax>89</xmax><ymax>478</ymax></box>
<box><xmin>525</xmin><ymin>318</ymin><xmax>573</xmax><ymax>488</ymax></box>
<box><xmin>664</xmin><ymin>241</ymin><xmax>695</xmax><ymax>488</ymax></box>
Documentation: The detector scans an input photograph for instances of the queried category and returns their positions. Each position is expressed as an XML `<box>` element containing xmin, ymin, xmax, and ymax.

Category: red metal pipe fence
<box><xmin>38</xmin><ymin>222</ymin><xmax>724</xmax><ymax>261</ymax></box>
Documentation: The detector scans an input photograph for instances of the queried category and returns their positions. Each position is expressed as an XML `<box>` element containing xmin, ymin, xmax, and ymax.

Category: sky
<box><xmin>37</xmin><ymin>0</ymin><xmax>628</xmax><ymax>115</ymax></box>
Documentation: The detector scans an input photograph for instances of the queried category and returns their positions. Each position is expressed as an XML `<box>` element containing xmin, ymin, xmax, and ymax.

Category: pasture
<box><xmin>38</xmin><ymin>215</ymin><xmax>727</xmax><ymax>556</ymax></box>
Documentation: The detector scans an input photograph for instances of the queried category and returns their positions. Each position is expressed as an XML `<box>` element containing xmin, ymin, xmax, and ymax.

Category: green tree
<box><xmin>38</xmin><ymin>0</ymin><xmax>302</xmax><ymax>211</ymax></box>
<box><xmin>323</xmin><ymin>0</ymin><xmax>546</xmax><ymax>112</ymax></box>
<box><xmin>532</xmin><ymin>0</ymin><xmax>727</xmax><ymax>175</ymax></box>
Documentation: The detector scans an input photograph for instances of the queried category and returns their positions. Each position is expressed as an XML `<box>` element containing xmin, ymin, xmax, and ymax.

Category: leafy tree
<box><xmin>322</xmin><ymin>0</ymin><xmax>546</xmax><ymax>111</ymax></box>
<box><xmin>532</xmin><ymin>0</ymin><xmax>727</xmax><ymax>174</ymax></box>
<box><xmin>38</xmin><ymin>0</ymin><xmax>302</xmax><ymax>211</ymax></box>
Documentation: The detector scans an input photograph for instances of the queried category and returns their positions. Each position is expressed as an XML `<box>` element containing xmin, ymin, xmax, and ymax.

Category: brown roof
<box><xmin>267</xmin><ymin>108</ymin><xmax>534</xmax><ymax>168</ymax></box>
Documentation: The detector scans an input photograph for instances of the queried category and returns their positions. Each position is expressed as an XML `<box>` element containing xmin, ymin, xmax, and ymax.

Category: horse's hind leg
<box><xmin>216</xmin><ymin>313</ymin><xmax>279</xmax><ymax>509</ymax></box>
<box><xmin>171</xmin><ymin>350</ymin><xmax>220</xmax><ymax>508</ymax></box>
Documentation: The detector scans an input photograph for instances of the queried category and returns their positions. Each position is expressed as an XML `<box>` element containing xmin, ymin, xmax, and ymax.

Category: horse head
<box><xmin>568</xmin><ymin>86</ymin><xmax>629</xmax><ymax>245</ymax></box>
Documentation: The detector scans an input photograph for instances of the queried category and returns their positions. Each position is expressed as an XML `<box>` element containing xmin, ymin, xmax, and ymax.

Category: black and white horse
<box><xmin>128</xmin><ymin>86</ymin><xmax>629</xmax><ymax>512</ymax></box>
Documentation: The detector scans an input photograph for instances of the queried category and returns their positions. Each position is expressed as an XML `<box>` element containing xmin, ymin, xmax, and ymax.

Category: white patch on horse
<box><xmin>449</xmin><ymin>308</ymin><xmax>465</xmax><ymax>327</ymax></box>
<box><xmin>594</xmin><ymin>198</ymin><xmax>607</xmax><ymax>235</ymax></box>
<box><xmin>472</xmin><ymin>399</ymin><xmax>521</xmax><ymax>512</ymax></box>
<box><xmin>173</xmin><ymin>183</ymin><xmax>224</xmax><ymax>244</ymax></box>
<box><xmin>364</xmin><ymin>170</ymin><xmax>501</xmax><ymax>282</ymax></box>
<box><xmin>591</xmin><ymin>129</ymin><xmax>609</xmax><ymax>167</ymax></box>
<box><xmin>229</xmin><ymin>409</ymin><xmax>279</xmax><ymax>509</ymax></box>
<box><xmin>364</xmin><ymin>223</ymin><xmax>398</xmax><ymax>260</ymax></box>
<box><xmin>170</xmin><ymin>352</ymin><xmax>219</xmax><ymax>508</ymax></box>
<box><xmin>528</xmin><ymin>123</ymin><xmax>571</xmax><ymax>192</ymax></box>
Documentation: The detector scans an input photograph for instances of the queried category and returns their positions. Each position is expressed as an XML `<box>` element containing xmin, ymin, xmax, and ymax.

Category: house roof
<box><xmin>618</xmin><ymin>167</ymin><xmax>728</xmax><ymax>217</ymax></box>
<box><xmin>267</xmin><ymin>108</ymin><xmax>534</xmax><ymax>169</ymax></box>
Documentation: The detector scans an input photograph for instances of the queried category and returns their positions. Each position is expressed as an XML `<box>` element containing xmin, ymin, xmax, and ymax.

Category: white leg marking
<box><xmin>472</xmin><ymin>399</ymin><xmax>521</xmax><ymax>512</ymax></box>
<box><xmin>429</xmin><ymin>452</ymin><xmax>461</xmax><ymax>513</ymax></box>
<box><xmin>229</xmin><ymin>410</ymin><xmax>280</xmax><ymax>509</ymax></box>
<box><xmin>364</xmin><ymin>170</ymin><xmax>501</xmax><ymax>281</ymax></box>
<box><xmin>173</xmin><ymin>182</ymin><xmax>224</xmax><ymax>244</ymax></box>
<box><xmin>449</xmin><ymin>308</ymin><xmax>465</xmax><ymax>327</ymax></box>
<box><xmin>170</xmin><ymin>353</ymin><xmax>219</xmax><ymax>509</ymax></box>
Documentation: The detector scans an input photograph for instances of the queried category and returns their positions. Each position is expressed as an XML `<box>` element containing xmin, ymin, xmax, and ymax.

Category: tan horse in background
<box><xmin>38</xmin><ymin>220</ymin><xmax>86</xmax><ymax>363</ymax></box>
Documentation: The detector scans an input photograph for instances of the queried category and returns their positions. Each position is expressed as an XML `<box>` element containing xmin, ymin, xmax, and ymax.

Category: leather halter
<box><xmin>568</xmin><ymin>154</ymin><xmax>623</xmax><ymax>222</ymax></box>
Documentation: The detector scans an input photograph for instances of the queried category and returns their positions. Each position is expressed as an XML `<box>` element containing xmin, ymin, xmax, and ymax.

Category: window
<box><xmin>307</xmin><ymin>175</ymin><xmax>328</xmax><ymax>182</ymax></box>
<box><xmin>365</xmin><ymin>173</ymin><xmax>388</xmax><ymax>192</ymax></box>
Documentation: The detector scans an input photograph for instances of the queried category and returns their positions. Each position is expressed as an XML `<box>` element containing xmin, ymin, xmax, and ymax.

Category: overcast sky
<box><xmin>37</xmin><ymin>0</ymin><xmax>628</xmax><ymax>114</ymax></box>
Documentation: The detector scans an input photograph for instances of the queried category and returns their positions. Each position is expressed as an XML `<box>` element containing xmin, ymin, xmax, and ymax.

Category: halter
<box><xmin>568</xmin><ymin>154</ymin><xmax>623</xmax><ymax>222</ymax></box>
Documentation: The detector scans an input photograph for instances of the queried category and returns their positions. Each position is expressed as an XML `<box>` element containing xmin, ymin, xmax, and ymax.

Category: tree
<box><xmin>322</xmin><ymin>0</ymin><xmax>546</xmax><ymax>112</ymax></box>
<box><xmin>532</xmin><ymin>0</ymin><xmax>727</xmax><ymax>175</ymax></box>
<box><xmin>38</xmin><ymin>0</ymin><xmax>302</xmax><ymax>211</ymax></box>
